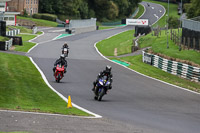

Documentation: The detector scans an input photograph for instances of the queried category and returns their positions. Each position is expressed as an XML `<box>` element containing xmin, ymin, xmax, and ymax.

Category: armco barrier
<box><xmin>0</xmin><ymin>38</ymin><xmax>13</xmax><ymax>50</ymax></box>
<box><xmin>143</xmin><ymin>51</ymin><xmax>200</xmax><ymax>82</ymax></box>
<box><xmin>6</xmin><ymin>29</ymin><xmax>20</xmax><ymax>36</ymax></box>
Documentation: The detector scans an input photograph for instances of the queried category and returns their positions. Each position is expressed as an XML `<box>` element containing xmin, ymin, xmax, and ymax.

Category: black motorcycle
<box><xmin>94</xmin><ymin>76</ymin><xmax>111</xmax><ymax>101</ymax></box>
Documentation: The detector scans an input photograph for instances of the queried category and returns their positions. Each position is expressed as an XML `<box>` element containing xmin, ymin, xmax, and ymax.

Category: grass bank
<box><xmin>0</xmin><ymin>52</ymin><xmax>90</xmax><ymax>116</ymax></box>
<box><xmin>96</xmin><ymin>30</ymin><xmax>135</xmax><ymax>56</ymax></box>
<box><xmin>7</xmin><ymin>26</ymin><xmax>32</xmax><ymax>34</ymax></box>
<box><xmin>139</xmin><ymin>30</ymin><xmax>200</xmax><ymax>66</ymax></box>
<box><xmin>143</xmin><ymin>0</ymin><xmax>179</xmax><ymax>27</ymax></box>
<box><xmin>96</xmin><ymin>30</ymin><xmax>200</xmax><ymax>92</ymax></box>
<box><xmin>0</xmin><ymin>36</ymin><xmax>9</xmax><ymax>41</ymax></box>
<box><xmin>14</xmin><ymin>34</ymin><xmax>37</xmax><ymax>52</ymax></box>
<box><xmin>17</xmin><ymin>16</ymin><xmax>58</xmax><ymax>27</ymax></box>
<box><xmin>13</xmin><ymin>26</ymin><xmax>42</xmax><ymax>52</ymax></box>
<box><xmin>134</xmin><ymin>4</ymin><xmax>145</xmax><ymax>19</ymax></box>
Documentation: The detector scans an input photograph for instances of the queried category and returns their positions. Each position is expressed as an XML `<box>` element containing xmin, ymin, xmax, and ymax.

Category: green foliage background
<box><xmin>185</xmin><ymin>0</ymin><xmax>200</xmax><ymax>18</ymax></box>
<box><xmin>39</xmin><ymin>0</ymin><xmax>141</xmax><ymax>21</ymax></box>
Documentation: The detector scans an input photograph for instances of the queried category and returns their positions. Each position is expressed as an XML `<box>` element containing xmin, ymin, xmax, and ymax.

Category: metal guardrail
<box><xmin>182</xmin><ymin>19</ymin><xmax>200</xmax><ymax>32</ymax></box>
<box><xmin>56</xmin><ymin>18</ymin><xmax>65</xmax><ymax>24</ymax></box>
<box><xmin>143</xmin><ymin>51</ymin><xmax>200</xmax><ymax>82</ymax></box>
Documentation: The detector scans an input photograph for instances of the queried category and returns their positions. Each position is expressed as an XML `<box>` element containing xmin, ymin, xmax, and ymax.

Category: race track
<box><xmin>16</xmin><ymin>2</ymin><xmax>200</xmax><ymax>133</ymax></box>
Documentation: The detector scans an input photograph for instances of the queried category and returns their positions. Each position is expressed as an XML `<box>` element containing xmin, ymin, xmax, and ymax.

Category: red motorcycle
<box><xmin>54</xmin><ymin>64</ymin><xmax>65</xmax><ymax>83</ymax></box>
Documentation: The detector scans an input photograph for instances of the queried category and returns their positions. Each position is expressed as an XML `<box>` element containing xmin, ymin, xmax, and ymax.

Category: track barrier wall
<box><xmin>142</xmin><ymin>51</ymin><xmax>200</xmax><ymax>82</ymax></box>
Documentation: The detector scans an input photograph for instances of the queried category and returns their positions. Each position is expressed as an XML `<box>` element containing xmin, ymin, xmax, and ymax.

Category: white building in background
<box><xmin>0</xmin><ymin>0</ymin><xmax>20</xmax><ymax>25</ymax></box>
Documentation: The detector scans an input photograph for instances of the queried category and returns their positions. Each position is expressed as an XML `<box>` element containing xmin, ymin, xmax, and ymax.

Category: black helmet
<box><xmin>105</xmin><ymin>65</ymin><xmax>112</xmax><ymax>72</ymax></box>
<box><xmin>63</xmin><ymin>42</ymin><xmax>68</xmax><ymax>48</ymax></box>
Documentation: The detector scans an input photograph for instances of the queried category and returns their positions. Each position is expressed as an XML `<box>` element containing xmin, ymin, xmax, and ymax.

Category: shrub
<box><xmin>23</xmin><ymin>9</ymin><xmax>28</xmax><ymax>17</ymax></box>
<box><xmin>32</xmin><ymin>14</ymin><xmax>42</xmax><ymax>19</ymax></box>
<box><xmin>32</xmin><ymin>13</ymin><xmax>57</xmax><ymax>21</ymax></box>
<box><xmin>168</xmin><ymin>16</ymin><xmax>180</xmax><ymax>28</ymax></box>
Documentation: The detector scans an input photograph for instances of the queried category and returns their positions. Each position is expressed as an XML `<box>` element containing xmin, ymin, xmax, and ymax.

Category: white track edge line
<box><xmin>138</xmin><ymin>3</ymin><xmax>146</xmax><ymax>19</ymax></box>
<box><xmin>94</xmin><ymin>33</ymin><xmax>200</xmax><ymax>96</ymax></box>
<box><xmin>52</xmin><ymin>34</ymin><xmax>74</xmax><ymax>41</ymax></box>
<box><xmin>150</xmin><ymin>3</ymin><xmax>166</xmax><ymax>26</ymax></box>
<box><xmin>0</xmin><ymin>110</ymin><xmax>96</xmax><ymax>118</ymax></box>
<box><xmin>52</xmin><ymin>34</ymin><xmax>62</xmax><ymax>40</ymax></box>
<box><xmin>25</xmin><ymin>31</ymin><xmax>102</xmax><ymax>118</ymax></box>
<box><xmin>27</xmin><ymin>31</ymin><xmax>44</xmax><ymax>53</ymax></box>
<box><xmin>29</xmin><ymin>57</ymin><xmax>102</xmax><ymax>118</ymax></box>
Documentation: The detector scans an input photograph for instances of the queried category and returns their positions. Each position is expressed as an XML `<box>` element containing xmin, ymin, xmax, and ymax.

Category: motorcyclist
<box><xmin>62</xmin><ymin>42</ymin><xmax>69</xmax><ymax>57</ymax></box>
<box><xmin>53</xmin><ymin>54</ymin><xmax>68</xmax><ymax>74</ymax></box>
<box><xmin>92</xmin><ymin>65</ymin><xmax>113</xmax><ymax>92</ymax></box>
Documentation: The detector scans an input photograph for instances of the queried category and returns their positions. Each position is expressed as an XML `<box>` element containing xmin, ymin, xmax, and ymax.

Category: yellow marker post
<box><xmin>67</xmin><ymin>95</ymin><xmax>72</xmax><ymax>108</ymax></box>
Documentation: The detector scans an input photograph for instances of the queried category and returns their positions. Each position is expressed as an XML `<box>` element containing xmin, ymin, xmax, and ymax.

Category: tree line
<box><xmin>184</xmin><ymin>0</ymin><xmax>200</xmax><ymax>18</ymax></box>
<box><xmin>39</xmin><ymin>0</ymin><xmax>141</xmax><ymax>21</ymax></box>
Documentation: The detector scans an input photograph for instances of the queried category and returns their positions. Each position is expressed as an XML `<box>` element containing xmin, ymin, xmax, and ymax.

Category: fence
<box><xmin>181</xmin><ymin>17</ymin><xmax>200</xmax><ymax>51</ymax></box>
<box><xmin>182</xmin><ymin>18</ymin><xmax>200</xmax><ymax>32</ymax></box>
<box><xmin>170</xmin><ymin>29</ymin><xmax>181</xmax><ymax>45</ymax></box>
<box><xmin>143</xmin><ymin>51</ymin><xmax>200</xmax><ymax>82</ymax></box>
<box><xmin>6</xmin><ymin>29</ymin><xmax>20</xmax><ymax>36</ymax></box>
<box><xmin>182</xmin><ymin>28</ymin><xmax>200</xmax><ymax>50</ymax></box>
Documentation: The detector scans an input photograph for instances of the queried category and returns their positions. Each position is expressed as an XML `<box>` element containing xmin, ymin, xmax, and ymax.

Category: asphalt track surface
<box><xmin>1</xmin><ymin>2</ymin><xmax>200</xmax><ymax>133</ymax></box>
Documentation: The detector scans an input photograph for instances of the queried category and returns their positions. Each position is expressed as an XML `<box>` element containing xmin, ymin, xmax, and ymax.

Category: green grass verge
<box><xmin>7</xmin><ymin>26</ymin><xmax>32</xmax><ymax>34</ymax></box>
<box><xmin>143</xmin><ymin>0</ymin><xmax>179</xmax><ymax>27</ymax></box>
<box><xmin>96</xmin><ymin>30</ymin><xmax>135</xmax><ymax>56</ymax></box>
<box><xmin>96</xmin><ymin>29</ymin><xmax>200</xmax><ymax>92</ymax></box>
<box><xmin>14</xmin><ymin>41</ymin><xmax>36</xmax><ymax>52</ymax></box>
<box><xmin>36</xmin><ymin>31</ymin><xmax>43</xmax><ymax>35</ymax></box>
<box><xmin>17</xmin><ymin>34</ymin><xmax>36</xmax><ymax>42</ymax></box>
<box><xmin>111</xmin><ymin>55</ymin><xmax>200</xmax><ymax>92</ymax></box>
<box><xmin>14</xmin><ymin>34</ymin><xmax>37</xmax><ymax>52</ymax></box>
<box><xmin>17</xmin><ymin>16</ymin><xmax>58</xmax><ymax>27</ymax></box>
<box><xmin>0</xmin><ymin>36</ymin><xmax>10</xmax><ymax>41</ymax></box>
<box><xmin>98</xmin><ymin>26</ymin><xmax>115</xmax><ymax>30</ymax></box>
<box><xmin>0</xmin><ymin>52</ymin><xmax>90</xmax><ymax>116</ymax></box>
<box><xmin>139</xmin><ymin>30</ymin><xmax>200</xmax><ymax>65</ymax></box>
<box><xmin>134</xmin><ymin>4</ymin><xmax>145</xmax><ymax>19</ymax></box>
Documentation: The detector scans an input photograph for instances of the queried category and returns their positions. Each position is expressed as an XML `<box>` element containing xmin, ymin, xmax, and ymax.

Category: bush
<box><xmin>168</xmin><ymin>16</ymin><xmax>180</xmax><ymax>28</ymax></box>
<box><xmin>32</xmin><ymin>14</ymin><xmax>42</xmax><ymax>19</ymax></box>
<box><xmin>23</xmin><ymin>9</ymin><xmax>28</xmax><ymax>17</ymax></box>
<box><xmin>32</xmin><ymin>13</ymin><xmax>57</xmax><ymax>21</ymax></box>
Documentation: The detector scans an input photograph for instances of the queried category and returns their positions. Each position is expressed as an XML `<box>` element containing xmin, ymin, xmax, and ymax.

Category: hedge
<box><xmin>32</xmin><ymin>13</ymin><xmax>57</xmax><ymax>21</ymax></box>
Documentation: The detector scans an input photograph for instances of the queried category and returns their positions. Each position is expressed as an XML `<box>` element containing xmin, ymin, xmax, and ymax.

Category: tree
<box><xmin>107</xmin><ymin>1</ymin><xmax>119</xmax><ymax>19</ymax></box>
<box><xmin>186</xmin><ymin>0</ymin><xmax>200</xmax><ymax>18</ymax></box>
<box><xmin>38</xmin><ymin>0</ymin><xmax>141</xmax><ymax>21</ymax></box>
<box><xmin>79</xmin><ymin>1</ymin><xmax>89</xmax><ymax>19</ymax></box>
<box><xmin>113</xmin><ymin>0</ymin><xmax>129</xmax><ymax>17</ymax></box>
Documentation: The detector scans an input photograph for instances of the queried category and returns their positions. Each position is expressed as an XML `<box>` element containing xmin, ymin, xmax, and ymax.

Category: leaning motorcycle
<box><xmin>54</xmin><ymin>64</ymin><xmax>65</xmax><ymax>83</ymax></box>
<box><xmin>94</xmin><ymin>76</ymin><xmax>110</xmax><ymax>101</ymax></box>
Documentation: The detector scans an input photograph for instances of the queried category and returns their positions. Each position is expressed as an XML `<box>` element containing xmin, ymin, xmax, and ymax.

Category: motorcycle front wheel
<box><xmin>56</xmin><ymin>73</ymin><xmax>61</xmax><ymax>83</ymax></box>
<box><xmin>98</xmin><ymin>89</ymin><xmax>105</xmax><ymax>101</ymax></box>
